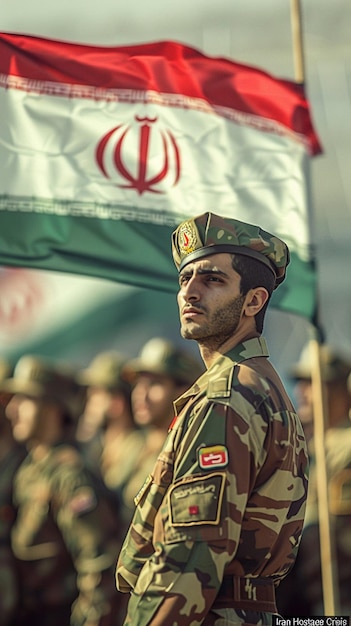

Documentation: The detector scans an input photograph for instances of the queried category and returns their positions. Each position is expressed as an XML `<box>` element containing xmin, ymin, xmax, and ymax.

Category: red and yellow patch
<box><xmin>198</xmin><ymin>444</ymin><xmax>228</xmax><ymax>469</ymax></box>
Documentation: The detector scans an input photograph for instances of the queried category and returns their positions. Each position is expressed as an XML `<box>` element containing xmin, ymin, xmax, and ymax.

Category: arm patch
<box><xmin>168</xmin><ymin>472</ymin><xmax>226</xmax><ymax>526</ymax></box>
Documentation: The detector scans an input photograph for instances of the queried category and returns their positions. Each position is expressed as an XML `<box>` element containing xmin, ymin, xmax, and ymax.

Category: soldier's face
<box><xmin>82</xmin><ymin>386</ymin><xmax>112</xmax><ymax>428</ymax></box>
<box><xmin>6</xmin><ymin>394</ymin><xmax>41</xmax><ymax>442</ymax></box>
<box><xmin>131</xmin><ymin>373</ymin><xmax>179</xmax><ymax>428</ymax></box>
<box><xmin>294</xmin><ymin>380</ymin><xmax>314</xmax><ymax>422</ymax></box>
<box><xmin>177</xmin><ymin>253</ymin><xmax>245</xmax><ymax>343</ymax></box>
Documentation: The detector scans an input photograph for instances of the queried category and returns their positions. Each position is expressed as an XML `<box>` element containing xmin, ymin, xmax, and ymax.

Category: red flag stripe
<box><xmin>0</xmin><ymin>32</ymin><xmax>321</xmax><ymax>154</ymax></box>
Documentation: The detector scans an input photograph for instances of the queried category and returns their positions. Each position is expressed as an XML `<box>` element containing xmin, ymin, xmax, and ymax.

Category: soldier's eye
<box><xmin>179</xmin><ymin>274</ymin><xmax>190</xmax><ymax>286</ymax></box>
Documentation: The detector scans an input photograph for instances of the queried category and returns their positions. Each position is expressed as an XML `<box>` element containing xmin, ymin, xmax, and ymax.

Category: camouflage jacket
<box><xmin>116</xmin><ymin>336</ymin><xmax>309</xmax><ymax>625</ymax></box>
<box><xmin>12</xmin><ymin>441</ymin><xmax>124</xmax><ymax>625</ymax></box>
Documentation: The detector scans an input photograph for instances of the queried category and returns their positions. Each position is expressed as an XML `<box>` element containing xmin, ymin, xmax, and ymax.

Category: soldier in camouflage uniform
<box><xmin>0</xmin><ymin>359</ymin><xmax>27</xmax><ymax>626</ymax></box>
<box><xmin>76</xmin><ymin>350</ymin><xmax>146</xmax><ymax>529</ymax></box>
<box><xmin>76</xmin><ymin>351</ymin><xmax>142</xmax><ymax>482</ymax></box>
<box><xmin>1</xmin><ymin>355</ymin><xmax>125</xmax><ymax>626</ymax></box>
<box><xmin>121</xmin><ymin>337</ymin><xmax>204</xmax><ymax>521</ymax></box>
<box><xmin>276</xmin><ymin>345</ymin><xmax>351</xmax><ymax>616</ymax></box>
<box><xmin>116</xmin><ymin>212</ymin><xmax>309</xmax><ymax>625</ymax></box>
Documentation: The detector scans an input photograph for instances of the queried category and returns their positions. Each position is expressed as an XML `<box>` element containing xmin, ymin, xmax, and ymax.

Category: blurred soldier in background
<box><xmin>1</xmin><ymin>355</ymin><xmax>126</xmax><ymax>626</ymax></box>
<box><xmin>277</xmin><ymin>344</ymin><xmax>351</xmax><ymax>616</ymax></box>
<box><xmin>76</xmin><ymin>350</ymin><xmax>145</xmax><ymax>527</ymax></box>
<box><xmin>121</xmin><ymin>337</ymin><xmax>204</xmax><ymax>519</ymax></box>
<box><xmin>0</xmin><ymin>358</ymin><xmax>27</xmax><ymax>626</ymax></box>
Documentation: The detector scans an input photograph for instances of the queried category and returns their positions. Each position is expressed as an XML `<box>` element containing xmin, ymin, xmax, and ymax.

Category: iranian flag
<box><xmin>0</xmin><ymin>33</ymin><xmax>321</xmax><ymax>320</ymax></box>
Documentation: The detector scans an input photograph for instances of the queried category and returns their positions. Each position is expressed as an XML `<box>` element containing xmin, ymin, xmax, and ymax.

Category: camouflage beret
<box><xmin>172</xmin><ymin>212</ymin><xmax>290</xmax><ymax>289</ymax></box>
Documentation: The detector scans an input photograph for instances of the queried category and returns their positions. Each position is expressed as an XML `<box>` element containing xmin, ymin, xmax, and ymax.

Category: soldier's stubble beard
<box><xmin>180</xmin><ymin>293</ymin><xmax>246</xmax><ymax>351</ymax></box>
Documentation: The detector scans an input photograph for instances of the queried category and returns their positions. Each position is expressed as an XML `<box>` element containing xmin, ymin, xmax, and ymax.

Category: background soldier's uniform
<box><xmin>0</xmin><ymin>434</ymin><xmax>26</xmax><ymax>625</ymax></box>
<box><xmin>0</xmin><ymin>359</ymin><xmax>27</xmax><ymax>626</ymax></box>
<box><xmin>300</xmin><ymin>425</ymin><xmax>351</xmax><ymax>615</ymax></box>
<box><xmin>12</xmin><ymin>443</ymin><xmax>124</xmax><ymax>626</ymax></box>
<box><xmin>116</xmin><ymin>335</ymin><xmax>309</xmax><ymax>625</ymax></box>
<box><xmin>276</xmin><ymin>346</ymin><xmax>351</xmax><ymax>616</ymax></box>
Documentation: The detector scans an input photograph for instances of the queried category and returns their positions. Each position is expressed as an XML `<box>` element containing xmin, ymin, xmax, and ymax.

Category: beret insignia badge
<box><xmin>178</xmin><ymin>220</ymin><xmax>199</xmax><ymax>256</ymax></box>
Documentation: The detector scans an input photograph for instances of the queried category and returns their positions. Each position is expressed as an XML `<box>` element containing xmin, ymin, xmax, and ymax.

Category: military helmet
<box><xmin>0</xmin><ymin>355</ymin><xmax>85</xmax><ymax>419</ymax></box>
<box><xmin>124</xmin><ymin>337</ymin><xmax>204</xmax><ymax>386</ymax></box>
<box><xmin>77</xmin><ymin>350</ymin><xmax>131</xmax><ymax>395</ymax></box>
<box><xmin>289</xmin><ymin>344</ymin><xmax>351</xmax><ymax>383</ymax></box>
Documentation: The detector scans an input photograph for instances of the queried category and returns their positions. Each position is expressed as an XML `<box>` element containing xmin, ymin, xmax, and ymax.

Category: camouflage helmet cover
<box><xmin>124</xmin><ymin>337</ymin><xmax>204</xmax><ymax>386</ymax></box>
<box><xmin>77</xmin><ymin>351</ymin><xmax>131</xmax><ymax>395</ymax></box>
<box><xmin>0</xmin><ymin>355</ymin><xmax>85</xmax><ymax>419</ymax></box>
<box><xmin>172</xmin><ymin>212</ymin><xmax>290</xmax><ymax>289</ymax></box>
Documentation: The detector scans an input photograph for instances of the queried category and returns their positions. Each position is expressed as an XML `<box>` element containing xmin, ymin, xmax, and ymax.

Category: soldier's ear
<box><xmin>242</xmin><ymin>287</ymin><xmax>269</xmax><ymax>318</ymax></box>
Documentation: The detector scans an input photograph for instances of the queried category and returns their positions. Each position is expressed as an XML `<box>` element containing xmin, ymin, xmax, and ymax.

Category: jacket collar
<box><xmin>174</xmin><ymin>335</ymin><xmax>270</xmax><ymax>412</ymax></box>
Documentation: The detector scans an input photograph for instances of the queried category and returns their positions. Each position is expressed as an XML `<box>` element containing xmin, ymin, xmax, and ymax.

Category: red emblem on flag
<box><xmin>96</xmin><ymin>115</ymin><xmax>181</xmax><ymax>195</ymax></box>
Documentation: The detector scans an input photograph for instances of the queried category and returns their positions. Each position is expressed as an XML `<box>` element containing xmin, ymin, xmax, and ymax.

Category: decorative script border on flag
<box><xmin>0</xmin><ymin>195</ymin><xmax>183</xmax><ymax>226</ymax></box>
<box><xmin>0</xmin><ymin>73</ymin><xmax>311</xmax><ymax>151</ymax></box>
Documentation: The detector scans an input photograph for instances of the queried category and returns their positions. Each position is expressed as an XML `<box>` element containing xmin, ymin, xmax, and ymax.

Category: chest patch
<box><xmin>67</xmin><ymin>487</ymin><xmax>97</xmax><ymax>516</ymax></box>
<box><xmin>198</xmin><ymin>444</ymin><xmax>228</xmax><ymax>469</ymax></box>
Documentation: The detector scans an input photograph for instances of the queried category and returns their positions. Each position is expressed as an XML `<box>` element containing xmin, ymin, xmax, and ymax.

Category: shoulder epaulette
<box><xmin>206</xmin><ymin>366</ymin><xmax>235</xmax><ymax>400</ymax></box>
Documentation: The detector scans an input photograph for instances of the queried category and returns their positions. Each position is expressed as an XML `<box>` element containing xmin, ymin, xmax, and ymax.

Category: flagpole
<box><xmin>290</xmin><ymin>0</ymin><xmax>339</xmax><ymax>615</ymax></box>
<box><xmin>309</xmin><ymin>335</ymin><xmax>339</xmax><ymax>615</ymax></box>
<box><xmin>290</xmin><ymin>0</ymin><xmax>305</xmax><ymax>84</ymax></box>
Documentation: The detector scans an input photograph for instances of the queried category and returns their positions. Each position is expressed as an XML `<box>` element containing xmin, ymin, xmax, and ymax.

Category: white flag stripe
<box><xmin>0</xmin><ymin>91</ymin><xmax>310</xmax><ymax>259</ymax></box>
